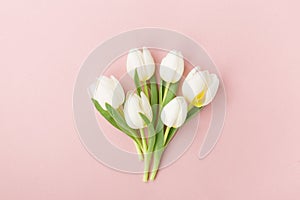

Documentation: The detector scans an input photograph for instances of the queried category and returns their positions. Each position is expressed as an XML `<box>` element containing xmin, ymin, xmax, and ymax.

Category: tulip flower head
<box><xmin>182</xmin><ymin>67</ymin><xmax>219</xmax><ymax>107</ymax></box>
<box><xmin>93</xmin><ymin>75</ymin><xmax>125</xmax><ymax>110</ymax></box>
<box><xmin>126</xmin><ymin>47</ymin><xmax>155</xmax><ymax>81</ymax></box>
<box><xmin>160</xmin><ymin>50</ymin><xmax>184</xmax><ymax>83</ymax></box>
<box><xmin>161</xmin><ymin>96</ymin><xmax>188</xmax><ymax>128</ymax></box>
<box><xmin>124</xmin><ymin>91</ymin><xmax>153</xmax><ymax>129</ymax></box>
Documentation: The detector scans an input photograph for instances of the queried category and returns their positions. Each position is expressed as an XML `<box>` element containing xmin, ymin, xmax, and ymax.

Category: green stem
<box><xmin>151</xmin><ymin>126</ymin><xmax>172</xmax><ymax>180</ymax></box>
<box><xmin>163</xmin><ymin>126</ymin><xmax>171</xmax><ymax>144</ymax></box>
<box><xmin>134</xmin><ymin>141</ymin><xmax>144</xmax><ymax>161</ymax></box>
<box><xmin>149</xmin><ymin>100</ymin><xmax>165</xmax><ymax>180</ymax></box>
<box><xmin>139</xmin><ymin>129</ymin><xmax>147</xmax><ymax>152</ymax></box>
<box><xmin>143</xmin><ymin>81</ymin><xmax>149</xmax><ymax>98</ymax></box>
<box><xmin>150</xmin><ymin>113</ymin><xmax>164</xmax><ymax>181</ymax></box>
<box><xmin>150</xmin><ymin>81</ymin><xmax>176</xmax><ymax>181</ymax></box>
<box><xmin>143</xmin><ymin>152</ymin><xmax>151</xmax><ymax>182</ymax></box>
<box><xmin>131</xmin><ymin>132</ymin><xmax>143</xmax><ymax>151</ymax></box>
<box><xmin>162</xmin><ymin>82</ymin><xmax>170</xmax><ymax>103</ymax></box>
<box><xmin>150</xmin><ymin>149</ymin><xmax>163</xmax><ymax>180</ymax></box>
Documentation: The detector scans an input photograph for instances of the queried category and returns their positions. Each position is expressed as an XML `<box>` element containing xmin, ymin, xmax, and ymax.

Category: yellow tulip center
<box><xmin>192</xmin><ymin>89</ymin><xmax>207</xmax><ymax>107</ymax></box>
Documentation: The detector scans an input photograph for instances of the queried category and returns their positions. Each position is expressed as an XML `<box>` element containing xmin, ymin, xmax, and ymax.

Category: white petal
<box><xmin>203</xmin><ymin>74</ymin><xmax>219</xmax><ymax>106</ymax></box>
<box><xmin>161</xmin><ymin>50</ymin><xmax>179</xmax><ymax>70</ymax></box>
<box><xmin>124</xmin><ymin>92</ymin><xmax>146</xmax><ymax>129</ymax></box>
<box><xmin>182</xmin><ymin>68</ymin><xmax>206</xmax><ymax>103</ymax></box>
<box><xmin>110</xmin><ymin>76</ymin><xmax>125</xmax><ymax>109</ymax></box>
<box><xmin>126</xmin><ymin>49</ymin><xmax>144</xmax><ymax>79</ymax></box>
<box><xmin>161</xmin><ymin>100</ymin><xmax>179</xmax><ymax>127</ymax></box>
<box><xmin>94</xmin><ymin>76</ymin><xmax>115</xmax><ymax>110</ymax></box>
<box><xmin>124</xmin><ymin>94</ymin><xmax>139</xmax><ymax>129</ymax></box>
<box><xmin>142</xmin><ymin>47</ymin><xmax>155</xmax><ymax>80</ymax></box>
<box><xmin>190</xmin><ymin>71</ymin><xmax>207</xmax><ymax>95</ymax></box>
<box><xmin>173</xmin><ymin>97</ymin><xmax>188</xmax><ymax>128</ymax></box>
<box><xmin>201</xmin><ymin>70</ymin><xmax>211</xmax><ymax>86</ymax></box>
<box><xmin>130</xmin><ymin>94</ymin><xmax>145</xmax><ymax>128</ymax></box>
<box><xmin>136</xmin><ymin>65</ymin><xmax>147</xmax><ymax>81</ymax></box>
<box><xmin>171</xmin><ymin>51</ymin><xmax>184</xmax><ymax>83</ymax></box>
<box><xmin>140</xmin><ymin>92</ymin><xmax>153</xmax><ymax>121</ymax></box>
<box><xmin>161</xmin><ymin>96</ymin><xmax>187</xmax><ymax>128</ymax></box>
<box><xmin>185</xmin><ymin>67</ymin><xmax>199</xmax><ymax>81</ymax></box>
<box><xmin>182</xmin><ymin>67</ymin><xmax>198</xmax><ymax>102</ymax></box>
<box><xmin>160</xmin><ymin>57</ymin><xmax>176</xmax><ymax>83</ymax></box>
<box><xmin>182</xmin><ymin>78</ymin><xmax>195</xmax><ymax>103</ymax></box>
<box><xmin>160</xmin><ymin>50</ymin><xmax>184</xmax><ymax>83</ymax></box>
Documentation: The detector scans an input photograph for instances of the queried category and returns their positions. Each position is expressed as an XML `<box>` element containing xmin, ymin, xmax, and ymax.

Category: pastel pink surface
<box><xmin>0</xmin><ymin>0</ymin><xmax>299</xmax><ymax>200</ymax></box>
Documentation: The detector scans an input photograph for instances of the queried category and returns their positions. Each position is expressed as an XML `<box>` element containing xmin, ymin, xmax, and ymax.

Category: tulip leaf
<box><xmin>149</xmin><ymin>75</ymin><xmax>158</xmax><ymax>106</ymax></box>
<box><xmin>91</xmin><ymin>98</ymin><xmax>120</xmax><ymax>130</ymax></box>
<box><xmin>134</xmin><ymin>69</ymin><xmax>142</xmax><ymax>95</ymax></box>
<box><xmin>150</xmin><ymin>112</ymin><xmax>165</xmax><ymax>180</ymax></box>
<box><xmin>162</xmin><ymin>82</ymin><xmax>179</xmax><ymax>106</ymax></box>
<box><xmin>159</xmin><ymin>79</ymin><xmax>164</xmax><ymax>104</ymax></box>
<box><xmin>150</xmin><ymin>127</ymin><xmax>164</xmax><ymax>180</ymax></box>
<box><xmin>186</xmin><ymin>106</ymin><xmax>203</xmax><ymax>122</ymax></box>
<box><xmin>92</xmin><ymin>99</ymin><xmax>143</xmax><ymax>154</ymax></box>
<box><xmin>105</xmin><ymin>103</ymin><xmax>142</xmax><ymax>145</ymax></box>
<box><xmin>139</xmin><ymin>113</ymin><xmax>156</xmax><ymax>152</ymax></box>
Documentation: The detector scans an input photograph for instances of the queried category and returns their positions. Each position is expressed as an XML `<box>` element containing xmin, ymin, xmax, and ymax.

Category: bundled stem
<box><xmin>134</xmin><ymin>142</ymin><xmax>144</xmax><ymax>160</ymax></box>
<box><xmin>149</xmin><ymin>147</ymin><xmax>163</xmax><ymax>180</ymax></box>
<box><xmin>143</xmin><ymin>151</ymin><xmax>151</xmax><ymax>182</ymax></box>
<box><xmin>163</xmin><ymin>126</ymin><xmax>171</xmax><ymax>144</ymax></box>
<box><xmin>150</xmin><ymin>81</ymin><xmax>180</xmax><ymax>180</ymax></box>
<box><xmin>139</xmin><ymin>129</ymin><xmax>147</xmax><ymax>152</ymax></box>
<box><xmin>139</xmin><ymin>111</ymin><xmax>157</xmax><ymax>182</ymax></box>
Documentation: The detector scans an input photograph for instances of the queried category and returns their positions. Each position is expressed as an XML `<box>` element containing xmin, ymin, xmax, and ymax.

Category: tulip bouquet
<box><xmin>92</xmin><ymin>48</ymin><xmax>219</xmax><ymax>182</ymax></box>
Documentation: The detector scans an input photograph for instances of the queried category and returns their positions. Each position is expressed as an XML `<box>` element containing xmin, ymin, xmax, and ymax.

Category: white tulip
<box><xmin>160</xmin><ymin>50</ymin><xmax>184</xmax><ymax>83</ymax></box>
<box><xmin>182</xmin><ymin>67</ymin><xmax>219</xmax><ymax>107</ymax></box>
<box><xmin>124</xmin><ymin>91</ymin><xmax>153</xmax><ymax>129</ymax></box>
<box><xmin>161</xmin><ymin>97</ymin><xmax>188</xmax><ymax>128</ymax></box>
<box><xmin>93</xmin><ymin>76</ymin><xmax>125</xmax><ymax>110</ymax></box>
<box><xmin>126</xmin><ymin>47</ymin><xmax>155</xmax><ymax>81</ymax></box>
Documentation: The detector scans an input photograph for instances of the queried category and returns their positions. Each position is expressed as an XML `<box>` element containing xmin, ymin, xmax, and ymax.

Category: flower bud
<box><xmin>93</xmin><ymin>75</ymin><xmax>125</xmax><ymax>110</ymax></box>
<box><xmin>182</xmin><ymin>67</ymin><xmax>219</xmax><ymax>107</ymax></box>
<box><xmin>161</xmin><ymin>96</ymin><xmax>187</xmax><ymax>128</ymax></box>
<box><xmin>124</xmin><ymin>91</ymin><xmax>153</xmax><ymax>129</ymax></box>
<box><xmin>160</xmin><ymin>50</ymin><xmax>184</xmax><ymax>83</ymax></box>
<box><xmin>126</xmin><ymin>47</ymin><xmax>155</xmax><ymax>81</ymax></box>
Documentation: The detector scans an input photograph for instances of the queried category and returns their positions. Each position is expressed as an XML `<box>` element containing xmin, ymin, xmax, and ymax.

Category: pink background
<box><xmin>1</xmin><ymin>0</ymin><xmax>299</xmax><ymax>199</ymax></box>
